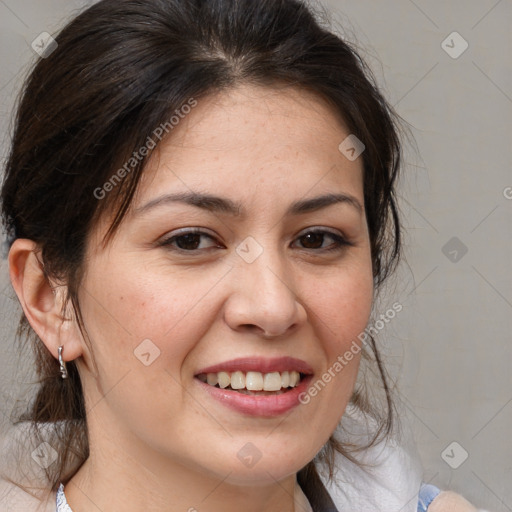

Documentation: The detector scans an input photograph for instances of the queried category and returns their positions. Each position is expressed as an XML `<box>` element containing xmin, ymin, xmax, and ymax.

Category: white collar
<box><xmin>56</xmin><ymin>483</ymin><xmax>73</xmax><ymax>512</ymax></box>
<box><xmin>317</xmin><ymin>404</ymin><xmax>424</xmax><ymax>511</ymax></box>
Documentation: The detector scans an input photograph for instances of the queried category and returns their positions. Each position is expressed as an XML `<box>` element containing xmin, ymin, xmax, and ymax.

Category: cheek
<box><xmin>298</xmin><ymin>261</ymin><xmax>373</xmax><ymax>420</ymax></box>
<box><xmin>78</xmin><ymin>261</ymin><xmax>227</xmax><ymax>372</ymax></box>
<box><xmin>307</xmin><ymin>263</ymin><xmax>374</xmax><ymax>352</ymax></box>
<box><xmin>75</xmin><ymin>266</ymin><xmax>210</xmax><ymax>427</ymax></box>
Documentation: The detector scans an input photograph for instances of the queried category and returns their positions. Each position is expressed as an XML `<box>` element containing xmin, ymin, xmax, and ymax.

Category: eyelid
<box><xmin>166</xmin><ymin>227</ymin><xmax>216</xmax><ymax>237</ymax></box>
<box><xmin>156</xmin><ymin>227</ymin><xmax>221</xmax><ymax>248</ymax></box>
<box><xmin>295</xmin><ymin>225</ymin><xmax>352</xmax><ymax>242</ymax></box>
<box><xmin>296</xmin><ymin>226</ymin><xmax>343</xmax><ymax>238</ymax></box>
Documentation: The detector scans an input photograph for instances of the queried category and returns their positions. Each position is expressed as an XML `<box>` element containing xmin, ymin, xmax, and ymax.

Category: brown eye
<box><xmin>158</xmin><ymin>229</ymin><xmax>220</xmax><ymax>252</ymax></box>
<box><xmin>294</xmin><ymin>230</ymin><xmax>351</xmax><ymax>252</ymax></box>
<box><xmin>174</xmin><ymin>233</ymin><xmax>203</xmax><ymax>250</ymax></box>
<box><xmin>299</xmin><ymin>232</ymin><xmax>324</xmax><ymax>249</ymax></box>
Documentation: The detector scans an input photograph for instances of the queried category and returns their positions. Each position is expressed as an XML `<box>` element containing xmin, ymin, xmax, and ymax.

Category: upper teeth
<box><xmin>202</xmin><ymin>370</ymin><xmax>301</xmax><ymax>391</ymax></box>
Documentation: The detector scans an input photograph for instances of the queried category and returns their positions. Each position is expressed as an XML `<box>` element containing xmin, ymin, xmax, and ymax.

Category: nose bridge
<box><xmin>241</xmin><ymin>235</ymin><xmax>294</xmax><ymax>303</ymax></box>
<box><xmin>225</xmin><ymin>234</ymin><xmax>305</xmax><ymax>337</ymax></box>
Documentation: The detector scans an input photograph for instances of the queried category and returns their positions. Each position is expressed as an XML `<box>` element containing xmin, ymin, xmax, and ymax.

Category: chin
<box><xmin>213</xmin><ymin>445</ymin><xmax>317</xmax><ymax>486</ymax></box>
<box><xmin>220</xmin><ymin>463</ymin><xmax>305</xmax><ymax>486</ymax></box>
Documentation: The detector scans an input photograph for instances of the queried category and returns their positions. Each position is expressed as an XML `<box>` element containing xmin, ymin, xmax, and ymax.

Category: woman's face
<box><xmin>76</xmin><ymin>84</ymin><xmax>374</xmax><ymax>484</ymax></box>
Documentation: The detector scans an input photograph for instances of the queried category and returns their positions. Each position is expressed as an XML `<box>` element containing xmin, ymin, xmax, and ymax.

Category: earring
<box><xmin>58</xmin><ymin>345</ymin><xmax>68</xmax><ymax>379</ymax></box>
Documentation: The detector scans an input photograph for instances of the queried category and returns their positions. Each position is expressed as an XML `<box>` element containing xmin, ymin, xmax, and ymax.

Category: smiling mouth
<box><xmin>196</xmin><ymin>370</ymin><xmax>304</xmax><ymax>395</ymax></box>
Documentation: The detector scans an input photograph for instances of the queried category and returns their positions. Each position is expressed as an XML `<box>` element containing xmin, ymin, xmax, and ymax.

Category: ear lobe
<box><xmin>8</xmin><ymin>239</ymin><xmax>83</xmax><ymax>362</ymax></box>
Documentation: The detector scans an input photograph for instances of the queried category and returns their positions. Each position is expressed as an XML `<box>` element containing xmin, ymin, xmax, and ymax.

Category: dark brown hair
<box><xmin>1</xmin><ymin>0</ymin><xmax>406</xmax><ymax>508</ymax></box>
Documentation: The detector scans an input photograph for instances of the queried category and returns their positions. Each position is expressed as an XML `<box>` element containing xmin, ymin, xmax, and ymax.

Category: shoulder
<box><xmin>425</xmin><ymin>488</ymin><xmax>490</xmax><ymax>512</ymax></box>
<box><xmin>0</xmin><ymin>476</ymin><xmax>56</xmax><ymax>512</ymax></box>
<box><xmin>314</xmin><ymin>406</ymin><xmax>491</xmax><ymax>512</ymax></box>
<box><xmin>0</xmin><ymin>422</ymin><xmax>56</xmax><ymax>512</ymax></box>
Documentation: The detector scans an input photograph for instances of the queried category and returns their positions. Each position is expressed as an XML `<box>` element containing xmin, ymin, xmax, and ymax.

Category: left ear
<box><xmin>8</xmin><ymin>238</ymin><xmax>84</xmax><ymax>364</ymax></box>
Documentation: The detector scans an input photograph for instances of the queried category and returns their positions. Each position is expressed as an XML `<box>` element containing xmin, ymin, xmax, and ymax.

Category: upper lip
<box><xmin>195</xmin><ymin>357</ymin><xmax>314</xmax><ymax>376</ymax></box>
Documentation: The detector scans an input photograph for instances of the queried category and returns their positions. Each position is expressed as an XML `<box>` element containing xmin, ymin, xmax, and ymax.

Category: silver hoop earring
<box><xmin>58</xmin><ymin>345</ymin><xmax>68</xmax><ymax>379</ymax></box>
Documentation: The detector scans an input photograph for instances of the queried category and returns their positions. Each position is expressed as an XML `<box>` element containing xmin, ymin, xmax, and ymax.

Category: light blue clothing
<box><xmin>418</xmin><ymin>483</ymin><xmax>442</xmax><ymax>512</ymax></box>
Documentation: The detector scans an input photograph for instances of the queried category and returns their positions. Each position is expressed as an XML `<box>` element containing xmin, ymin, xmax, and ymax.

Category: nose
<box><xmin>223</xmin><ymin>247</ymin><xmax>307</xmax><ymax>338</ymax></box>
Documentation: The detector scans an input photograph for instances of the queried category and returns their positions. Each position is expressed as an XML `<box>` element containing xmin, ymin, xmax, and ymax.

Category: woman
<box><xmin>0</xmin><ymin>0</ymin><xmax>488</xmax><ymax>510</ymax></box>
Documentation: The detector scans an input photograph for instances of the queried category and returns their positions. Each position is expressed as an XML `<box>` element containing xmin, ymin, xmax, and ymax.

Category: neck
<box><xmin>63</xmin><ymin>417</ymin><xmax>310</xmax><ymax>512</ymax></box>
<box><xmin>65</xmin><ymin>463</ymin><xmax>306</xmax><ymax>512</ymax></box>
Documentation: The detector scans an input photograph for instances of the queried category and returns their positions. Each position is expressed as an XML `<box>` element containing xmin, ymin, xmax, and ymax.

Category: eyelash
<box><xmin>157</xmin><ymin>228</ymin><xmax>353</xmax><ymax>254</ymax></box>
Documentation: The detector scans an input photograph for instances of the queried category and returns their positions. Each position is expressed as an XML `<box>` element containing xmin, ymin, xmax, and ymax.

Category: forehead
<box><xmin>133</xmin><ymin>83</ymin><xmax>364</xmax><ymax>209</ymax></box>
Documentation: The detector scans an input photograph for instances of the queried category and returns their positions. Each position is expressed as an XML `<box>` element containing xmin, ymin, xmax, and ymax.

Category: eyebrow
<box><xmin>134</xmin><ymin>191</ymin><xmax>363</xmax><ymax>217</ymax></box>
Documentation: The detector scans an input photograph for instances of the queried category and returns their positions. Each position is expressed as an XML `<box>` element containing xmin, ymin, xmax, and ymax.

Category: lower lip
<box><xmin>195</xmin><ymin>375</ymin><xmax>313</xmax><ymax>417</ymax></box>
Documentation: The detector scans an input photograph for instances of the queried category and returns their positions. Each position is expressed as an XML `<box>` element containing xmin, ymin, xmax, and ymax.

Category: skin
<box><xmin>9</xmin><ymin>83</ymin><xmax>374</xmax><ymax>512</ymax></box>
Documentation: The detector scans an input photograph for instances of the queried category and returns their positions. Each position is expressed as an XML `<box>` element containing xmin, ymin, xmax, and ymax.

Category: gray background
<box><xmin>0</xmin><ymin>1</ymin><xmax>510</xmax><ymax>510</ymax></box>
